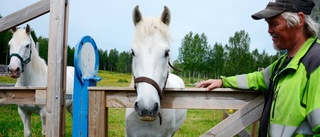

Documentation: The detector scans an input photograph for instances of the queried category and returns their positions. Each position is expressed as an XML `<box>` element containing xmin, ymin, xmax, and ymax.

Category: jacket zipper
<box><xmin>271</xmin><ymin>68</ymin><xmax>286</xmax><ymax>119</ymax></box>
<box><xmin>271</xmin><ymin>87</ymin><xmax>279</xmax><ymax>118</ymax></box>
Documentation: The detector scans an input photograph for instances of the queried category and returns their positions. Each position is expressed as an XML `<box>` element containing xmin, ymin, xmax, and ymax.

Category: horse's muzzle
<box><xmin>134</xmin><ymin>102</ymin><xmax>159</xmax><ymax>121</ymax></box>
<box><xmin>7</xmin><ymin>66</ymin><xmax>21</xmax><ymax>78</ymax></box>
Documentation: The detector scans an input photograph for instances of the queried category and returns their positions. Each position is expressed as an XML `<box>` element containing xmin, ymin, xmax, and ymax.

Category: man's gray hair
<box><xmin>281</xmin><ymin>12</ymin><xmax>319</xmax><ymax>37</ymax></box>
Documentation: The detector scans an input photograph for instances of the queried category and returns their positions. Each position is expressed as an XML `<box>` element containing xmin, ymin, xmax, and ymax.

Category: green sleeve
<box><xmin>220</xmin><ymin>71</ymin><xmax>269</xmax><ymax>91</ymax></box>
<box><xmin>220</xmin><ymin>61</ymin><xmax>278</xmax><ymax>92</ymax></box>
<box><xmin>220</xmin><ymin>76</ymin><xmax>238</xmax><ymax>88</ymax></box>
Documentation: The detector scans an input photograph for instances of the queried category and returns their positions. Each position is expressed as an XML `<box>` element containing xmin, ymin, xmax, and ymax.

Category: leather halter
<box><xmin>9</xmin><ymin>37</ymin><xmax>32</xmax><ymax>72</ymax></box>
<box><xmin>134</xmin><ymin>74</ymin><xmax>168</xmax><ymax>100</ymax></box>
<box><xmin>133</xmin><ymin>61</ymin><xmax>181</xmax><ymax>125</ymax></box>
<box><xmin>133</xmin><ymin>61</ymin><xmax>181</xmax><ymax>100</ymax></box>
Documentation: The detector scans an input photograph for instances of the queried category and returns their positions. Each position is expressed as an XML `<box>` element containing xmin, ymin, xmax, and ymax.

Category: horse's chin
<box><xmin>10</xmin><ymin>75</ymin><xmax>20</xmax><ymax>78</ymax></box>
<box><xmin>139</xmin><ymin>116</ymin><xmax>157</xmax><ymax>121</ymax></box>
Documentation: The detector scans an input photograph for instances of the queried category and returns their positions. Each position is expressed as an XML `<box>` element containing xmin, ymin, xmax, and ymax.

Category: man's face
<box><xmin>265</xmin><ymin>15</ymin><xmax>298</xmax><ymax>51</ymax></box>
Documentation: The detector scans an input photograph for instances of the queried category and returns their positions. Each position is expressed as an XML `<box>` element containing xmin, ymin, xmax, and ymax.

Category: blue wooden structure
<box><xmin>73</xmin><ymin>36</ymin><xmax>101</xmax><ymax>137</ymax></box>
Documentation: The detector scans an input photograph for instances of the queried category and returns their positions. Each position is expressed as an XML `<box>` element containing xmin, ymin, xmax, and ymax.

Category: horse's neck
<box><xmin>16</xmin><ymin>53</ymin><xmax>47</xmax><ymax>87</ymax></box>
<box><xmin>164</xmin><ymin>73</ymin><xmax>185</xmax><ymax>89</ymax></box>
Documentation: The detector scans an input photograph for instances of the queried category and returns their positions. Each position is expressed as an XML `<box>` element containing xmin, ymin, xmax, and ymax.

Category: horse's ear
<box><xmin>161</xmin><ymin>6</ymin><xmax>171</xmax><ymax>26</ymax></box>
<box><xmin>26</xmin><ymin>24</ymin><xmax>31</xmax><ymax>34</ymax></box>
<box><xmin>11</xmin><ymin>26</ymin><xmax>17</xmax><ymax>33</ymax></box>
<box><xmin>133</xmin><ymin>5</ymin><xmax>142</xmax><ymax>26</ymax></box>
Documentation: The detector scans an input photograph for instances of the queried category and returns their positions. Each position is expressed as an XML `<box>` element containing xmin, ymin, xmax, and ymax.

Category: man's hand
<box><xmin>195</xmin><ymin>79</ymin><xmax>223</xmax><ymax>91</ymax></box>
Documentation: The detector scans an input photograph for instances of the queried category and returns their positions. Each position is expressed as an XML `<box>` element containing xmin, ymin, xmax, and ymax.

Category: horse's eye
<box><xmin>165</xmin><ymin>50</ymin><xmax>170</xmax><ymax>57</ymax></box>
<box><xmin>26</xmin><ymin>44</ymin><xmax>30</xmax><ymax>48</ymax></box>
<box><xmin>131</xmin><ymin>49</ymin><xmax>135</xmax><ymax>56</ymax></box>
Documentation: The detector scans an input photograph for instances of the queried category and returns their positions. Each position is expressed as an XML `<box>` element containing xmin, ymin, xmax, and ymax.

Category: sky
<box><xmin>0</xmin><ymin>0</ymin><xmax>277</xmax><ymax>61</ymax></box>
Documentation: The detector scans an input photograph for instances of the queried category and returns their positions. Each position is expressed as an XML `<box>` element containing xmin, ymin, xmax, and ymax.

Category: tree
<box><xmin>67</xmin><ymin>46</ymin><xmax>75</xmax><ymax>66</ymax></box>
<box><xmin>224</xmin><ymin>30</ymin><xmax>252</xmax><ymax>76</ymax></box>
<box><xmin>38</xmin><ymin>36</ymin><xmax>49</xmax><ymax>62</ymax></box>
<box><xmin>209</xmin><ymin>42</ymin><xmax>225</xmax><ymax>78</ymax></box>
<box><xmin>116</xmin><ymin>51</ymin><xmax>132</xmax><ymax>73</ymax></box>
<box><xmin>0</xmin><ymin>30</ymin><xmax>12</xmax><ymax>65</ymax></box>
<box><xmin>178</xmin><ymin>31</ymin><xmax>193</xmax><ymax>71</ymax></box>
<box><xmin>108</xmin><ymin>48</ymin><xmax>119</xmax><ymax>71</ymax></box>
<box><xmin>198</xmin><ymin>33</ymin><xmax>210</xmax><ymax>76</ymax></box>
<box><xmin>98</xmin><ymin>49</ymin><xmax>108</xmax><ymax>70</ymax></box>
<box><xmin>30</xmin><ymin>29</ymin><xmax>38</xmax><ymax>43</ymax></box>
<box><xmin>178</xmin><ymin>32</ymin><xmax>210</xmax><ymax>82</ymax></box>
<box><xmin>0</xmin><ymin>15</ymin><xmax>12</xmax><ymax>65</ymax></box>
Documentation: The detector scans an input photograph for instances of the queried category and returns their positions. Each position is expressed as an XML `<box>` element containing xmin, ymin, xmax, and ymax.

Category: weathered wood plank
<box><xmin>224</xmin><ymin>112</ymin><xmax>251</xmax><ymax>137</ymax></box>
<box><xmin>35</xmin><ymin>89</ymin><xmax>47</xmax><ymax>104</ymax></box>
<box><xmin>0</xmin><ymin>87</ymin><xmax>46</xmax><ymax>104</ymax></box>
<box><xmin>0</xmin><ymin>0</ymin><xmax>50</xmax><ymax>32</ymax></box>
<box><xmin>60</xmin><ymin>1</ymin><xmax>69</xmax><ymax>136</ymax></box>
<box><xmin>46</xmin><ymin>0</ymin><xmax>68</xmax><ymax>136</ymax></box>
<box><xmin>88</xmin><ymin>87</ymin><xmax>261</xmax><ymax>109</ymax></box>
<box><xmin>251</xmin><ymin>120</ymin><xmax>260</xmax><ymax>137</ymax></box>
<box><xmin>89</xmin><ymin>91</ymin><xmax>107</xmax><ymax>137</ymax></box>
<box><xmin>200</xmin><ymin>95</ymin><xmax>264</xmax><ymax>137</ymax></box>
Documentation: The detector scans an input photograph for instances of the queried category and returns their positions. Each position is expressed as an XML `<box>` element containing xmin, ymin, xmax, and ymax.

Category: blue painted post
<box><xmin>73</xmin><ymin>36</ymin><xmax>101</xmax><ymax>137</ymax></box>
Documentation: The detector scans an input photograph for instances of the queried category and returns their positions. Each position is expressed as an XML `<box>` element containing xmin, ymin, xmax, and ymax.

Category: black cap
<box><xmin>251</xmin><ymin>0</ymin><xmax>315</xmax><ymax>20</ymax></box>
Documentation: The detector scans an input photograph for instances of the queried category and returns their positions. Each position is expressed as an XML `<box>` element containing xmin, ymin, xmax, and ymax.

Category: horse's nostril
<box><xmin>134</xmin><ymin>102</ymin><xmax>139</xmax><ymax>112</ymax></box>
<box><xmin>154</xmin><ymin>102</ymin><xmax>159</xmax><ymax>109</ymax></box>
<box><xmin>152</xmin><ymin>103</ymin><xmax>159</xmax><ymax>113</ymax></box>
<box><xmin>16</xmin><ymin>67</ymin><xmax>20</xmax><ymax>72</ymax></box>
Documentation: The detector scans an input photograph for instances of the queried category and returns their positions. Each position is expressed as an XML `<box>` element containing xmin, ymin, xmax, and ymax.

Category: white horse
<box><xmin>7</xmin><ymin>24</ymin><xmax>74</xmax><ymax>137</ymax></box>
<box><xmin>125</xmin><ymin>6</ymin><xmax>187</xmax><ymax>137</ymax></box>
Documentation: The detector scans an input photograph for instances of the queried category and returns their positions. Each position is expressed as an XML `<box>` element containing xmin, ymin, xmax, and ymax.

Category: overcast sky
<box><xmin>0</xmin><ymin>0</ymin><xmax>277</xmax><ymax>61</ymax></box>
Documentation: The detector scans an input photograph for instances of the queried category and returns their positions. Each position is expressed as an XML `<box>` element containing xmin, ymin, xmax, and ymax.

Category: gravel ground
<box><xmin>0</xmin><ymin>64</ymin><xmax>7</xmax><ymax>76</ymax></box>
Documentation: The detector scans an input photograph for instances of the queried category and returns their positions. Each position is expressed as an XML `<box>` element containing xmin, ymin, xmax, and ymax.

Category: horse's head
<box><xmin>7</xmin><ymin>24</ymin><xmax>34</xmax><ymax>78</ymax></box>
<box><xmin>131</xmin><ymin>5</ymin><xmax>171</xmax><ymax>122</ymax></box>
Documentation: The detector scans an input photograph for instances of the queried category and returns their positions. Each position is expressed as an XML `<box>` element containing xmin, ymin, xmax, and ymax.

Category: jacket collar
<box><xmin>284</xmin><ymin>36</ymin><xmax>318</xmax><ymax>70</ymax></box>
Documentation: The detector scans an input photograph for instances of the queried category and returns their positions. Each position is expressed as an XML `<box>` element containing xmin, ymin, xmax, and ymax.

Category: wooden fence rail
<box><xmin>0</xmin><ymin>0</ymin><xmax>50</xmax><ymax>32</ymax></box>
<box><xmin>0</xmin><ymin>87</ymin><xmax>262</xmax><ymax>136</ymax></box>
<box><xmin>0</xmin><ymin>87</ymin><xmax>46</xmax><ymax>105</ymax></box>
<box><xmin>87</xmin><ymin>87</ymin><xmax>263</xmax><ymax>137</ymax></box>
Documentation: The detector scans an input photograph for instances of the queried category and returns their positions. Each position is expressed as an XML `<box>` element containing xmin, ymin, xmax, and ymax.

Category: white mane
<box><xmin>29</xmin><ymin>34</ymin><xmax>47</xmax><ymax>77</ymax></box>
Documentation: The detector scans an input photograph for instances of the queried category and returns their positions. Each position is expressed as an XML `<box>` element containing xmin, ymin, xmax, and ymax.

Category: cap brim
<box><xmin>251</xmin><ymin>8</ymin><xmax>283</xmax><ymax>20</ymax></box>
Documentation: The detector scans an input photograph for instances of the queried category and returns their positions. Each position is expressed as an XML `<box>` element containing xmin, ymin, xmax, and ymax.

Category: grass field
<box><xmin>0</xmin><ymin>71</ymin><xmax>235</xmax><ymax>137</ymax></box>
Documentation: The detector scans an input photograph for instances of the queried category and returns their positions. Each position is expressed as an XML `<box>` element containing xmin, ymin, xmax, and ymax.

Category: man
<box><xmin>196</xmin><ymin>0</ymin><xmax>320</xmax><ymax>136</ymax></box>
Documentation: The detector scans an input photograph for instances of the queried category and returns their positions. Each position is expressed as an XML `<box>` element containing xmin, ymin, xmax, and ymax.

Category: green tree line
<box><xmin>176</xmin><ymin>30</ymin><xmax>281</xmax><ymax>83</ymax></box>
<box><xmin>1</xmin><ymin>15</ymin><xmax>281</xmax><ymax>78</ymax></box>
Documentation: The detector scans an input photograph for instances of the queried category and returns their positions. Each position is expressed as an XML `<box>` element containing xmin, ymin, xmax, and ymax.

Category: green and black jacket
<box><xmin>221</xmin><ymin>36</ymin><xmax>320</xmax><ymax>136</ymax></box>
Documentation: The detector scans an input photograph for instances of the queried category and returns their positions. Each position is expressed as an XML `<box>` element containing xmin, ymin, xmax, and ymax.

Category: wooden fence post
<box><xmin>46</xmin><ymin>0</ymin><xmax>68</xmax><ymax>136</ymax></box>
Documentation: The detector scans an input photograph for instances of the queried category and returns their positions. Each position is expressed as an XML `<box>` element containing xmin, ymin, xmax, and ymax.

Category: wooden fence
<box><xmin>2</xmin><ymin>0</ymin><xmax>320</xmax><ymax>136</ymax></box>
<box><xmin>0</xmin><ymin>86</ymin><xmax>263</xmax><ymax>136</ymax></box>
<box><xmin>0</xmin><ymin>0</ymin><xmax>69</xmax><ymax>136</ymax></box>
<box><xmin>87</xmin><ymin>87</ymin><xmax>264</xmax><ymax>137</ymax></box>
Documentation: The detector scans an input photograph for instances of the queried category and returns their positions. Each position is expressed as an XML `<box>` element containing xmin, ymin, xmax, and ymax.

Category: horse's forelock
<box><xmin>11</xmin><ymin>29</ymin><xmax>30</xmax><ymax>43</ymax></box>
<box><xmin>134</xmin><ymin>18</ymin><xmax>171</xmax><ymax>43</ymax></box>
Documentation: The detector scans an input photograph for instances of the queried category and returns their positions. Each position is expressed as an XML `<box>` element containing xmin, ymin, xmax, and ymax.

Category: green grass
<box><xmin>0</xmin><ymin>75</ymin><xmax>16</xmax><ymax>84</ymax></box>
<box><xmin>97</xmin><ymin>70</ymin><xmax>132</xmax><ymax>87</ymax></box>
<box><xmin>0</xmin><ymin>71</ymin><xmax>245</xmax><ymax>137</ymax></box>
